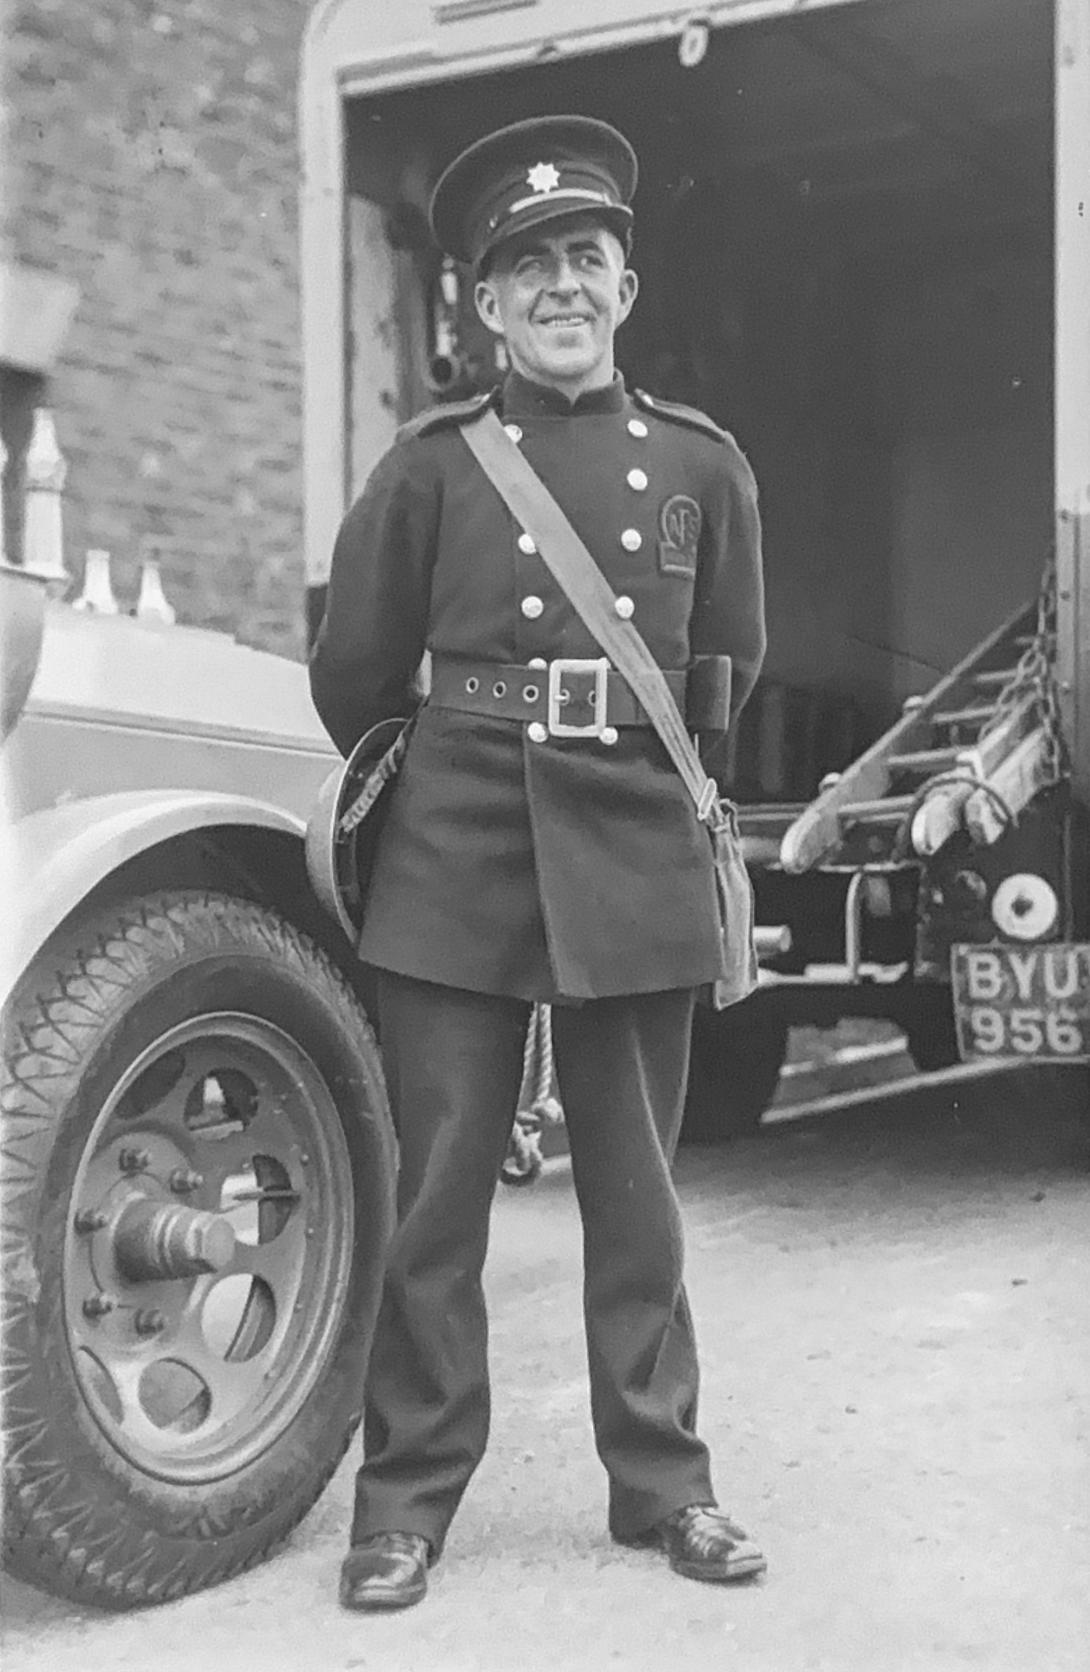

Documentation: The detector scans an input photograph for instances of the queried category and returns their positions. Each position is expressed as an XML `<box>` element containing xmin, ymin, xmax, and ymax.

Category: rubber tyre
<box><xmin>682</xmin><ymin>997</ymin><xmax>790</xmax><ymax>1143</ymax></box>
<box><xmin>1</xmin><ymin>890</ymin><xmax>395</xmax><ymax>1611</ymax></box>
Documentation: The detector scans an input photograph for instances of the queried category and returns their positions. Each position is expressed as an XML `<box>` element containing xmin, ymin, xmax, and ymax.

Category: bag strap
<box><xmin>461</xmin><ymin>408</ymin><xmax>721</xmax><ymax>826</ymax></box>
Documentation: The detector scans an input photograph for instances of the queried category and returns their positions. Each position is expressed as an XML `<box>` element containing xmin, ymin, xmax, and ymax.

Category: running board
<box><xmin>765</xmin><ymin>1055</ymin><xmax>1025</xmax><ymax>1124</ymax></box>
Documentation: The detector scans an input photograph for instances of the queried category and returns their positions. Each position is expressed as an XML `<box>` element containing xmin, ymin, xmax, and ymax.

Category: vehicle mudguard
<box><xmin>2</xmin><ymin>789</ymin><xmax>305</xmax><ymax>1007</ymax></box>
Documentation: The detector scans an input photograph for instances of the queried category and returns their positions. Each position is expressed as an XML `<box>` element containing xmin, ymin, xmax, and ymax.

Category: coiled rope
<box><xmin>520</xmin><ymin>1004</ymin><xmax>564</xmax><ymax>1125</ymax></box>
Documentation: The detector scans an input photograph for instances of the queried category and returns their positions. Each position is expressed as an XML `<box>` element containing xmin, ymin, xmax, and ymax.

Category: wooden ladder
<box><xmin>774</xmin><ymin>602</ymin><xmax>1055</xmax><ymax>872</ymax></box>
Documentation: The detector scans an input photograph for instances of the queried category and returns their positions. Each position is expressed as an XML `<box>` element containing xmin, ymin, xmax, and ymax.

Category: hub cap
<box><xmin>63</xmin><ymin>1014</ymin><xmax>354</xmax><ymax>1483</ymax></box>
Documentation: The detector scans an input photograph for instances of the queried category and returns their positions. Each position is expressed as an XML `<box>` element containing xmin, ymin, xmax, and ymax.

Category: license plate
<box><xmin>951</xmin><ymin>943</ymin><xmax>1090</xmax><ymax>1062</ymax></box>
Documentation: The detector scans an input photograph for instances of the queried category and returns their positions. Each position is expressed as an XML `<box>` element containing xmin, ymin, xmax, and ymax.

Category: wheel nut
<box><xmin>119</xmin><ymin>1146</ymin><xmax>151</xmax><ymax>1173</ymax></box>
<box><xmin>83</xmin><ymin>1293</ymin><xmax>116</xmax><ymax>1319</ymax></box>
<box><xmin>134</xmin><ymin>1308</ymin><xmax>166</xmax><ymax>1337</ymax></box>
<box><xmin>189</xmin><ymin>1217</ymin><xmax>236</xmax><ymax>1270</ymax></box>
<box><xmin>74</xmin><ymin>1208</ymin><xmax>108</xmax><ymax>1233</ymax></box>
<box><xmin>169</xmin><ymin>1168</ymin><xmax>204</xmax><ymax>1194</ymax></box>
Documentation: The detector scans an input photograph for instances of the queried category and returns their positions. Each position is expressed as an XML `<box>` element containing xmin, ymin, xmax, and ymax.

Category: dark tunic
<box><xmin>309</xmin><ymin>371</ymin><xmax>765</xmax><ymax>1002</ymax></box>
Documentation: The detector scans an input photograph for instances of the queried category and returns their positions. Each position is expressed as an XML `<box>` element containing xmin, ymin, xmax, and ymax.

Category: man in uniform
<box><xmin>310</xmin><ymin>115</ymin><xmax>767</xmax><ymax>1612</ymax></box>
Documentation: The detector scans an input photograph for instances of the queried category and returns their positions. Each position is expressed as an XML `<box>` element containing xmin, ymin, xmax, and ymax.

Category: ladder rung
<box><xmin>889</xmin><ymin>746</ymin><xmax>961</xmax><ymax>774</ymax></box>
<box><xmin>973</xmin><ymin>667</ymin><xmax>1017</xmax><ymax>690</ymax></box>
<box><xmin>737</xmin><ymin>803</ymin><xmax>808</xmax><ymax>833</ymax></box>
<box><xmin>839</xmin><ymin>796</ymin><xmax>914</xmax><ymax>826</ymax></box>
<box><xmin>933</xmin><ymin>704</ymin><xmax>995</xmax><ymax>731</ymax></box>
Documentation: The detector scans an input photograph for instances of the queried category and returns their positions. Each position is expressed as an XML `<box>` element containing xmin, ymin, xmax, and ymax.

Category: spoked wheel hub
<box><xmin>64</xmin><ymin>1012</ymin><xmax>354</xmax><ymax>1484</ymax></box>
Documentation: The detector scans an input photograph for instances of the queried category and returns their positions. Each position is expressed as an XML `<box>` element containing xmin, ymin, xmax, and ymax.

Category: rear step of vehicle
<box><xmin>774</xmin><ymin>590</ymin><xmax>1059</xmax><ymax>871</ymax></box>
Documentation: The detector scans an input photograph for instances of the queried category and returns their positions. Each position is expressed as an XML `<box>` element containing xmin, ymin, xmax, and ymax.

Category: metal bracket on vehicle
<box><xmin>845</xmin><ymin>871</ymin><xmax>866</xmax><ymax>982</ymax></box>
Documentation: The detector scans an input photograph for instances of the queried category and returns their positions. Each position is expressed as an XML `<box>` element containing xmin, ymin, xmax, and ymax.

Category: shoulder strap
<box><xmin>399</xmin><ymin>389</ymin><xmax>496</xmax><ymax>440</ymax></box>
<box><xmin>460</xmin><ymin>408</ymin><xmax>718</xmax><ymax>823</ymax></box>
<box><xmin>632</xmin><ymin>388</ymin><xmax>727</xmax><ymax>444</ymax></box>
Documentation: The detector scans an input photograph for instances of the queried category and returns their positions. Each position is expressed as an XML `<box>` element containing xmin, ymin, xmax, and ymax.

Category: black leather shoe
<box><xmin>339</xmin><ymin>1533</ymin><xmax>431</xmax><ymax>1611</ymax></box>
<box><xmin>650</xmin><ymin>1505</ymin><xmax>767</xmax><ymax>1583</ymax></box>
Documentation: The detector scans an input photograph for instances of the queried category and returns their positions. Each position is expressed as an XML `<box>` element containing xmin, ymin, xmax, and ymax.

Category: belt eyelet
<box><xmin>465</xmin><ymin>676</ymin><xmax>480</xmax><ymax>694</ymax></box>
<box><xmin>492</xmin><ymin>680</ymin><xmax>507</xmax><ymax>699</ymax></box>
<box><xmin>522</xmin><ymin>684</ymin><xmax>539</xmax><ymax>703</ymax></box>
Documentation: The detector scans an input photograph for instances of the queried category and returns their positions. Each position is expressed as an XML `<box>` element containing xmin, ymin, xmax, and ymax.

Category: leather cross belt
<box><xmin>430</xmin><ymin>655</ymin><xmax>688</xmax><ymax>739</ymax></box>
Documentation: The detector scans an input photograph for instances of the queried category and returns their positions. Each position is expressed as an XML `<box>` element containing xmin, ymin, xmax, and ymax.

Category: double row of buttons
<box><xmin>526</xmin><ymin>721</ymin><xmax>616</xmax><ymax>744</ymax></box>
<box><xmin>520</xmin><ymin>593</ymin><xmax>634</xmax><ymax>620</ymax></box>
<box><xmin>509</xmin><ymin>417</ymin><xmax>648</xmax><ymax>626</ymax></box>
<box><xmin>503</xmin><ymin>417</ymin><xmax>650</xmax><ymax>442</ymax></box>
<box><xmin>519</xmin><ymin>528</ymin><xmax>644</xmax><ymax>557</ymax></box>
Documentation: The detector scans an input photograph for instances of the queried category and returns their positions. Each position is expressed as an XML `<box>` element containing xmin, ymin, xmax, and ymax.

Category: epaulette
<box><xmin>632</xmin><ymin>388</ymin><xmax>726</xmax><ymax>444</ymax></box>
<box><xmin>398</xmin><ymin>389</ymin><xmax>497</xmax><ymax>440</ymax></box>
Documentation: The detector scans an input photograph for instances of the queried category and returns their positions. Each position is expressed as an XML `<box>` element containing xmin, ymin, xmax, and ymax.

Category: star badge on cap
<box><xmin>429</xmin><ymin>115</ymin><xmax>638</xmax><ymax>266</ymax></box>
<box><xmin>526</xmin><ymin>161</ymin><xmax>561</xmax><ymax>195</ymax></box>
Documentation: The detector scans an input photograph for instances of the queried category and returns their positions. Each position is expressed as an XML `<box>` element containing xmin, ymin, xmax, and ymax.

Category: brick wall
<box><xmin>1</xmin><ymin>0</ymin><xmax>311</xmax><ymax>658</ymax></box>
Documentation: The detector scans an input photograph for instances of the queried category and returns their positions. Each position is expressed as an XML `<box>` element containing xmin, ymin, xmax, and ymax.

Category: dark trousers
<box><xmin>351</xmin><ymin>971</ymin><xmax>716</xmax><ymax>1554</ymax></box>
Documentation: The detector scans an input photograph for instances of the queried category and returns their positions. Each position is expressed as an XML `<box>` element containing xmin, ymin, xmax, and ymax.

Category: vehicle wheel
<box><xmin>1</xmin><ymin>890</ymin><xmax>395</xmax><ymax>1611</ymax></box>
<box><xmin>682</xmin><ymin>998</ymin><xmax>789</xmax><ymax>1143</ymax></box>
<box><xmin>904</xmin><ymin>988</ymin><xmax>961</xmax><ymax>1072</ymax></box>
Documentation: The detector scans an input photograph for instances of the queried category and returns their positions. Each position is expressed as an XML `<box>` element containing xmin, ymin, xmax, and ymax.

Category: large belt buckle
<box><xmin>546</xmin><ymin>657</ymin><xmax>610</xmax><ymax>738</ymax></box>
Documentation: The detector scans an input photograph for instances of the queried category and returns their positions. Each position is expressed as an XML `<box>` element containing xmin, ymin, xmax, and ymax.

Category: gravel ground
<box><xmin>3</xmin><ymin>1066</ymin><xmax>1088</xmax><ymax>1672</ymax></box>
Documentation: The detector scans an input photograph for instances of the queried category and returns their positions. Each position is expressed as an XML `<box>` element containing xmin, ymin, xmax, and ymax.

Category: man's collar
<box><xmin>502</xmin><ymin>370</ymin><xmax>627</xmax><ymax>417</ymax></box>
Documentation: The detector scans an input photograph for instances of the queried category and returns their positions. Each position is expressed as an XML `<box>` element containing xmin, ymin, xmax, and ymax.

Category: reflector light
<box><xmin>991</xmin><ymin>873</ymin><xmax>1059</xmax><ymax>941</ymax></box>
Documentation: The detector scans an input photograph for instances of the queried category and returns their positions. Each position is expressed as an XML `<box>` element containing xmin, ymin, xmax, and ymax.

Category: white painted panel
<box><xmin>0</xmin><ymin>263</ymin><xmax>79</xmax><ymax>373</ymax></box>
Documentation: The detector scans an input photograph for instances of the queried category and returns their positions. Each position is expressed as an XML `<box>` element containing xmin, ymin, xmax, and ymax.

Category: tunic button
<box><xmin>621</xmin><ymin>528</ymin><xmax>642</xmax><ymax>552</ymax></box>
<box><xmin>627</xmin><ymin>418</ymin><xmax>648</xmax><ymax>438</ymax></box>
<box><xmin>527</xmin><ymin>722</ymin><xmax>548</xmax><ymax>743</ymax></box>
<box><xmin>614</xmin><ymin>594</ymin><xmax>635</xmax><ymax>619</ymax></box>
<box><xmin>518</xmin><ymin>531</ymin><xmax>537</xmax><ymax>554</ymax></box>
<box><xmin>504</xmin><ymin>424</ymin><xmax>523</xmax><ymax>443</ymax></box>
<box><xmin>520</xmin><ymin>595</ymin><xmax>544</xmax><ymax>619</ymax></box>
<box><xmin>627</xmin><ymin>468</ymin><xmax>648</xmax><ymax>491</ymax></box>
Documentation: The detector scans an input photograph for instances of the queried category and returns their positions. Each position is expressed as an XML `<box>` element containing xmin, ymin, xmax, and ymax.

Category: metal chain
<box><xmin>894</xmin><ymin>556</ymin><xmax>1062</xmax><ymax>862</ymax></box>
<box><xmin>979</xmin><ymin>554</ymin><xmax>1065</xmax><ymax>785</ymax></box>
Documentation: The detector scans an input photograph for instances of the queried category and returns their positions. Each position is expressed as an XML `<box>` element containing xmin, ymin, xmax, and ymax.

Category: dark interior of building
<box><xmin>347</xmin><ymin>0</ymin><xmax>1055</xmax><ymax>795</ymax></box>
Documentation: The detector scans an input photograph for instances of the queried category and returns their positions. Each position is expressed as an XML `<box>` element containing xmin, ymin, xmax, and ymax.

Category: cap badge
<box><xmin>526</xmin><ymin>161</ymin><xmax>561</xmax><ymax>195</ymax></box>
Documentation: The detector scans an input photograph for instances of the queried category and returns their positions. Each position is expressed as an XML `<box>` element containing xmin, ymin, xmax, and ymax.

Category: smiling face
<box><xmin>474</xmin><ymin>214</ymin><xmax>638</xmax><ymax>398</ymax></box>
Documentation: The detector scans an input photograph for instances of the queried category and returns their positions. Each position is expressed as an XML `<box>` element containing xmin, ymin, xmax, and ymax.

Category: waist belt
<box><xmin>430</xmin><ymin>655</ymin><xmax>688</xmax><ymax>740</ymax></box>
